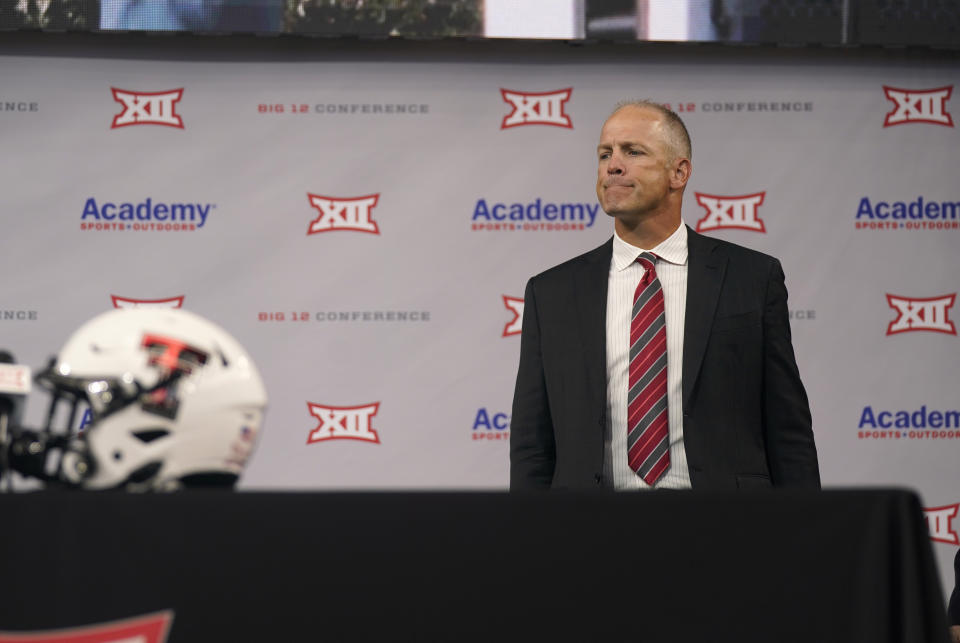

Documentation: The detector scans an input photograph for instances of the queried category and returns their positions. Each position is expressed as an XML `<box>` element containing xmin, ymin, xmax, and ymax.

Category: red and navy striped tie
<box><xmin>627</xmin><ymin>253</ymin><xmax>670</xmax><ymax>485</ymax></box>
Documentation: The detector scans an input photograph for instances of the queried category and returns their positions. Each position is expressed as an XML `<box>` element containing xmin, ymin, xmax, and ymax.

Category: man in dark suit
<box><xmin>510</xmin><ymin>100</ymin><xmax>820</xmax><ymax>491</ymax></box>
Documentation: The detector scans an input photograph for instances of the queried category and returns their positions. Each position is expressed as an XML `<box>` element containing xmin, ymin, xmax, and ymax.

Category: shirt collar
<box><xmin>612</xmin><ymin>222</ymin><xmax>688</xmax><ymax>272</ymax></box>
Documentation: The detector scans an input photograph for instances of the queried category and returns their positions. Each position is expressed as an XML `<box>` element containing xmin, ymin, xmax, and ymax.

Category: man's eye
<box><xmin>599</xmin><ymin>153</ymin><xmax>610</xmax><ymax>160</ymax></box>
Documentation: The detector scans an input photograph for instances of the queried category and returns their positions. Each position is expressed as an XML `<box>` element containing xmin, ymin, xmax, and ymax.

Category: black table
<box><xmin>0</xmin><ymin>490</ymin><xmax>949</xmax><ymax>642</ymax></box>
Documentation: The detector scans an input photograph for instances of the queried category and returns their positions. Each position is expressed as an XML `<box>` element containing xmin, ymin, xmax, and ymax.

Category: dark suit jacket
<box><xmin>509</xmin><ymin>226</ymin><xmax>820</xmax><ymax>491</ymax></box>
<box><xmin>949</xmin><ymin>549</ymin><xmax>960</xmax><ymax>626</ymax></box>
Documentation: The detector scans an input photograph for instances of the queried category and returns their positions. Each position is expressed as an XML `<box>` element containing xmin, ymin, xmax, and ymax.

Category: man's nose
<box><xmin>607</xmin><ymin>155</ymin><xmax>624</xmax><ymax>174</ymax></box>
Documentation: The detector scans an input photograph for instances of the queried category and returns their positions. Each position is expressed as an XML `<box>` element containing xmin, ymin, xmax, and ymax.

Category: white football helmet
<box><xmin>32</xmin><ymin>308</ymin><xmax>267</xmax><ymax>491</ymax></box>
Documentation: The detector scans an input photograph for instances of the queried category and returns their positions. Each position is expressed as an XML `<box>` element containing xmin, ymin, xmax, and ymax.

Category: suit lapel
<box><xmin>683</xmin><ymin>227</ymin><xmax>726</xmax><ymax>412</ymax></box>
<box><xmin>574</xmin><ymin>238</ymin><xmax>612</xmax><ymax>409</ymax></box>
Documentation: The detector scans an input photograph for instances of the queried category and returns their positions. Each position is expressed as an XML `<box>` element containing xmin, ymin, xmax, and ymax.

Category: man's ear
<box><xmin>671</xmin><ymin>158</ymin><xmax>692</xmax><ymax>190</ymax></box>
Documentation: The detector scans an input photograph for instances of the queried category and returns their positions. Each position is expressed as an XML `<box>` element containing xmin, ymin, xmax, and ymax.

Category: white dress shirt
<box><xmin>604</xmin><ymin>223</ymin><xmax>692</xmax><ymax>490</ymax></box>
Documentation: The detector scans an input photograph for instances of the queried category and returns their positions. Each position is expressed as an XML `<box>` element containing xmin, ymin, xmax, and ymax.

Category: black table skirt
<box><xmin>0</xmin><ymin>489</ymin><xmax>949</xmax><ymax>643</ymax></box>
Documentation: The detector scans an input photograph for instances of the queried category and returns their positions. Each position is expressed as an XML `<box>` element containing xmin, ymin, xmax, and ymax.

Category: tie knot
<box><xmin>636</xmin><ymin>253</ymin><xmax>658</xmax><ymax>283</ymax></box>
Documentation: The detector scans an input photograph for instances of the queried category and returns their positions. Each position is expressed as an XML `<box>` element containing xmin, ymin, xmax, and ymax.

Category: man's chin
<box><xmin>602</xmin><ymin>203</ymin><xmax>633</xmax><ymax>218</ymax></box>
<box><xmin>607</xmin><ymin>209</ymin><xmax>659</xmax><ymax>226</ymax></box>
<box><xmin>599</xmin><ymin>199</ymin><xmax>624</xmax><ymax>216</ymax></box>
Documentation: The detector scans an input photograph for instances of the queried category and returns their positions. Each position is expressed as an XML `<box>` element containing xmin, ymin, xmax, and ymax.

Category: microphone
<box><xmin>0</xmin><ymin>350</ymin><xmax>32</xmax><ymax>485</ymax></box>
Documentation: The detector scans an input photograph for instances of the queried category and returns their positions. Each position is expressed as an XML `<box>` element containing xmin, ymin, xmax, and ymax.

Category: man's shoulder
<box><xmin>528</xmin><ymin>237</ymin><xmax>612</xmax><ymax>286</ymax></box>
<box><xmin>689</xmin><ymin>227</ymin><xmax>781</xmax><ymax>271</ymax></box>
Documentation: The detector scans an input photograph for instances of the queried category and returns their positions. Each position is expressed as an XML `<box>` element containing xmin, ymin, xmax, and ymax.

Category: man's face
<box><xmin>596</xmin><ymin>106</ymin><xmax>678</xmax><ymax>219</ymax></box>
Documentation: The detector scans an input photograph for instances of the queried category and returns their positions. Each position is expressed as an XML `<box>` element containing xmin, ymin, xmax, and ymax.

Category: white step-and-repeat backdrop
<box><xmin>1</xmin><ymin>42</ymin><xmax>957</xmax><ymax>590</ymax></box>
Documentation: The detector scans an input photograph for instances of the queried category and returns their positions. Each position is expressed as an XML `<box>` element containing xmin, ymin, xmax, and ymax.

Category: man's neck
<box><xmin>614</xmin><ymin>212</ymin><xmax>683</xmax><ymax>250</ymax></box>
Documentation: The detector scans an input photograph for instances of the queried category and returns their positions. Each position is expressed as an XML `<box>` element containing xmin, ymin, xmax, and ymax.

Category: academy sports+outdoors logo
<box><xmin>500</xmin><ymin>89</ymin><xmax>573</xmax><ymax>129</ymax></box>
<box><xmin>81</xmin><ymin>198</ymin><xmax>215</xmax><ymax>232</ymax></box>
<box><xmin>855</xmin><ymin>196</ymin><xmax>960</xmax><ymax>231</ymax></box>
<box><xmin>694</xmin><ymin>192</ymin><xmax>766</xmax><ymax>233</ymax></box>
<box><xmin>307</xmin><ymin>403</ymin><xmax>380</xmax><ymax>444</ymax></box>
<box><xmin>472</xmin><ymin>408</ymin><xmax>510</xmax><ymax>441</ymax></box>
<box><xmin>883</xmin><ymin>86</ymin><xmax>953</xmax><ymax>127</ymax></box>
<box><xmin>857</xmin><ymin>405</ymin><xmax>960</xmax><ymax>440</ymax></box>
<box><xmin>0</xmin><ymin>610</ymin><xmax>173</xmax><ymax>643</ymax></box>
<box><xmin>111</xmin><ymin>88</ymin><xmax>184</xmax><ymax>129</ymax></box>
<box><xmin>886</xmin><ymin>294</ymin><xmax>956</xmax><ymax>336</ymax></box>
<box><xmin>471</xmin><ymin>198</ymin><xmax>598</xmax><ymax>232</ymax></box>
<box><xmin>307</xmin><ymin>194</ymin><xmax>380</xmax><ymax>235</ymax></box>
<box><xmin>111</xmin><ymin>295</ymin><xmax>185</xmax><ymax>309</ymax></box>
<box><xmin>924</xmin><ymin>504</ymin><xmax>960</xmax><ymax>545</ymax></box>
<box><xmin>503</xmin><ymin>296</ymin><xmax>523</xmax><ymax>337</ymax></box>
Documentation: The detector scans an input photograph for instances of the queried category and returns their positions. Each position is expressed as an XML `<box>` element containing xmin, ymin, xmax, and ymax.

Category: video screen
<box><xmin>0</xmin><ymin>1</ymin><xmax>955</xmax><ymax>48</ymax></box>
<box><xmin>0</xmin><ymin>0</ymin><xmax>479</xmax><ymax>35</ymax></box>
<box><xmin>100</xmin><ymin>0</ymin><xmax>283</xmax><ymax>32</ymax></box>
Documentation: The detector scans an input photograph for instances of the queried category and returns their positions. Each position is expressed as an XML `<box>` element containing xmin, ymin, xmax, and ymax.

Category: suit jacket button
<box><xmin>594</xmin><ymin>474</ymin><xmax>603</xmax><ymax>485</ymax></box>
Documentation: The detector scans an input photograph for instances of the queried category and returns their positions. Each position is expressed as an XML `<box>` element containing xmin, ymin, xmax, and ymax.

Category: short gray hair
<box><xmin>611</xmin><ymin>100</ymin><xmax>692</xmax><ymax>161</ymax></box>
